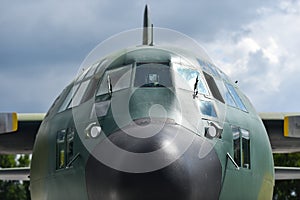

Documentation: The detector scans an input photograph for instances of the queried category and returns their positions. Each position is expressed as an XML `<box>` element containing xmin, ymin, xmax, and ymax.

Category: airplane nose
<box><xmin>85</xmin><ymin>120</ymin><xmax>222</xmax><ymax>200</ymax></box>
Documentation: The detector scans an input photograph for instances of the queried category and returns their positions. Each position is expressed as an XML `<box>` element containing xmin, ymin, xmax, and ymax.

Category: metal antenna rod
<box><xmin>142</xmin><ymin>5</ymin><xmax>153</xmax><ymax>46</ymax></box>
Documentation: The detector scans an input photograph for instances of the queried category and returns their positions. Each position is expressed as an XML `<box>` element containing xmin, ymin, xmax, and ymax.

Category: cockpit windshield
<box><xmin>96</xmin><ymin>64</ymin><xmax>132</xmax><ymax>96</ymax></box>
<box><xmin>173</xmin><ymin>64</ymin><xmax>209</xmax><ymax>96</ymax></box>
<box><xmin>134</xmin><ymin>63</ymin><xmax>172</xmax><ymax>88</ymax></box>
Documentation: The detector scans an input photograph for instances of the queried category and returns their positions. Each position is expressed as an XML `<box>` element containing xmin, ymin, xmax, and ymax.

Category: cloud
<box><xmin>149</xmin><ymin>0</ymin><xmax>275</xmax><ymax>41</ymax></box>
<box><xmin>0</xmin><ymin>61</ymin><xmax>77</xmax><ymax>112</ymax></box>
<box><xmin>205</xmin><ymin>0</ymin><xmax>300</xmax><ymax>112</ymax></box>
<box><xmin>0</xmin><ymin>0</ymin><xmax>299</xmax><ymax>112</ymax></box>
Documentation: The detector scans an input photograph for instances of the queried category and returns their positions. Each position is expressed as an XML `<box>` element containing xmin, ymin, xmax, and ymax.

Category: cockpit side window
<box><xmin>225</xmin><ymin>83</ymin><xmax>247</xmax><ymax>112</ymax></box>
<box><xmin>197</xmin><ymin>59</ymin><xmax>221</xmax><ymax>79</ymax></box>
<box><xmin>85</xmin><ymin>62</ymin><xmax>99</xmax><ymax>78</ymax></box>
<box><xmin>58</xmin><ymin>84</ymin><xmax>80</xmax><ymax>113</ymax></box>
<box><xmin>96</xmin><ymin>64</ymin><xmax>132</xmax><ymax>96</ymax></box>
<box><xmin>203</xmin><ymin>72</ymin><xmax>225</xmax><ymax>103</ymax></box>
<box><xmin>134</xmin><ymin>63</ymin><xmax>172</xmax><ymax>88</ymax></box>
<box><xmin>224</xmin><ymin>91</ymin><xmax>237</xmax><ymax>108</ymax></box>
<box><xmin>70</xmin><ymin>80</ymin><xmax>91</xmax><ymax>108</ymax></box>
<box><xmin>57</xmin><ymin>79</ymin><xmax>93</xmax><ymax>113</ymax></box>
<box><xmin>76</xmin><ymin>61</ymin><xmax>100</xmax><ymax>83</ymax></box>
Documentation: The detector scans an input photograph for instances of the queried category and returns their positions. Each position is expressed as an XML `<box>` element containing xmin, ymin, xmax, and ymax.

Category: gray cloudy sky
<box><xmin>0</xmin><ymin>0</ymin><xmax>299</xmax><ymax>113</ymax></box>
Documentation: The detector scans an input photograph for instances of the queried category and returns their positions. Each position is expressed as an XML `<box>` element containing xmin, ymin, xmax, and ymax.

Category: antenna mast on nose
<box><xmin>142</xmin><ymin>5</ymin><xmax>154</xmax><ymax>46</ymax></box>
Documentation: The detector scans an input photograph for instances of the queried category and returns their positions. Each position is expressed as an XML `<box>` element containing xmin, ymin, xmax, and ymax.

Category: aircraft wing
<box><xmin>260</xmin><ymin>113</ymin><xmax>300</xmax><ymax>180</ymax></box>
<box><xmin>0</xmin><ymin>167</ymin><xmax>30</xmax><ymax>181</ymax></box>
<box><xmin>259</xmin><ymin>112</ymin><xmax>300</xmax><ymax>154</ymax></box>
<box><xmin>2</xmin><ymin>112</ymin><xmax>298</xmax><ymax>154</ymax></box>
<box><xmin>0</xmin><ymin>113</ymin><xmax>45</xmax><ymax>154</ymax></box>
<box><xmin>274</xmin><ymin>166</ymin><xmax>300</xmax><ymax>180</ymax></box>
<box><xmin>1</xmin><ymin>112</ymin><xmax>300</xmax><ymax>181</ymax></box>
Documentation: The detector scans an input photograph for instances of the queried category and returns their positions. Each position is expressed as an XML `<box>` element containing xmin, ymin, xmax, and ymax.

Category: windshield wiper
<box><xmin>107</xmin><ymin>75</ymin><xmax>113</xmax><ymax>96</ymax></box>
<box><xmin>193</xmin><ymin>76</ymin><xmax>199</xmax><ymax>99</ymax></box>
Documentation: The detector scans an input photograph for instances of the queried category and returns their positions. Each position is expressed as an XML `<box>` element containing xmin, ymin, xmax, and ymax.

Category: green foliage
<box><xmin>0</xmin><ymin>155</ymin><xmax>31</xmax><ymax>200</ymax></box>
<box><xmin>273</xmin><ymin>153</ymin><xmax>300</xmax><ymax>200</ymax></box>
<box><xmin>273</xmin><ymin>153</ymin><xmax>300</xmax><ymax>168</ymax></box>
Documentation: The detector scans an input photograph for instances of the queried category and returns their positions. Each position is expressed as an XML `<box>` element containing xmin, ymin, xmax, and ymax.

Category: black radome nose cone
<box><xmin>85</xmin><ymin>122</ymin><xmax>222</xmax><ymax>200</ymax></box>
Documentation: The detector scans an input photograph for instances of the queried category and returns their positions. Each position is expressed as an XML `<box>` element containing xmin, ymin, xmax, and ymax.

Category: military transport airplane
<box><xmin>1</xmin><ymin>5</ymin><xmax>300</xmax><ymax>200</ymax></box>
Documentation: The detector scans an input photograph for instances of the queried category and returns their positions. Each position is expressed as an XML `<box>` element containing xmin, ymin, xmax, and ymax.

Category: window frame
<box><xmin>69</xmin><ymin>79</ymin><xmax>91</xmax><ymax>108</ymax></box>
<box><xmin>96</xmin><ymin>64</ymin><xmax>133</xmax><ymax>96</ymax></box>
<box><xmin>231</xmin><ymin>126</ymin><xmax>251</xmax><ymax>169</ymax></box>
<box><xmin>203</xmin><ymin>72</ymin><xmax>225</xmax><ymax>104</ymax></box>
<box><xmin>199</xmin><ymin>99</ymin><xmax>218</xmax><ymax>118</ymax></box>
<box><xmin>172</xmin><ymin>63</ymin><xmax>209</xmax><ymax>96</ymax></box>
<box><xmin>232</xmin><ymin>126</ymin><xmax>241</xmax><ymax>167</ymax></box>
<box><xmin>225</xmin><ymin>82</ymin><xmax>247</xmax><ymax>112</ymax></box>
<box><xmin>56</xmin><ymin>128</ymin><xmax>76</xmax><ymax>170</ymax></box>
<box><xmin>56</xmin><ymin>129</ymin><xmax>67</xmax><ymax>170</ymax></box>
<box><xmin>134</xmin><ymin>63</ymin><xmax>173</xmax><ymax>88</ymax></box>
<box><xmin>241</xmin><ymin>128</ymin><xmax>251</xmax><ymax>169</ymax></box>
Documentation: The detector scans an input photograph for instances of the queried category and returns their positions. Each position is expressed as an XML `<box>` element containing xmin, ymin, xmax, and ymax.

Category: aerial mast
<box><xmin>142</xmin><ymin>5</ymin><xmax>154</xmax><ymax>46</ymax></box>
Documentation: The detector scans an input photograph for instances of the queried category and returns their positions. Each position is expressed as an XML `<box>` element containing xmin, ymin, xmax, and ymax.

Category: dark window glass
<box><xmin>241</xmin><ymin>128</ymin><xmax>250</xmax><ymax>169</ymax></box>
<box><xmin>56</xmin><ymin>130</ymin><xmax>66</xmax><ymax>170</ymax></box>
<box><xmin>231</xmin><ymin>126</ymin><xmax>251</xmax><ymax>169</ymax></box>
<box><xmin>56</xmin><ymin>128</ymin><xmax>76</xmax><ymax>170</ymax></box>
<box><xmin>203</xmin><ymin>72</ymin><xmax>225</xmax><ymax>103</ymax></box>
<box><xmin>232</xmin><ymin>126</ymin><xmax>241</xmax><ymax>167</ymax></box>
<box><xmin>134</xmin><ymin>63</ymin><xmax>172</xmax><ymax>87</ymax></box>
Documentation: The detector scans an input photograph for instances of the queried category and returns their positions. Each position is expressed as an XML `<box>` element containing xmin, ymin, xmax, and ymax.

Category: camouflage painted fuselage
<box><xmin>30</xmin><ymin>46</ymin><xmax>274</xmax><ymax>200</ymax></box>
